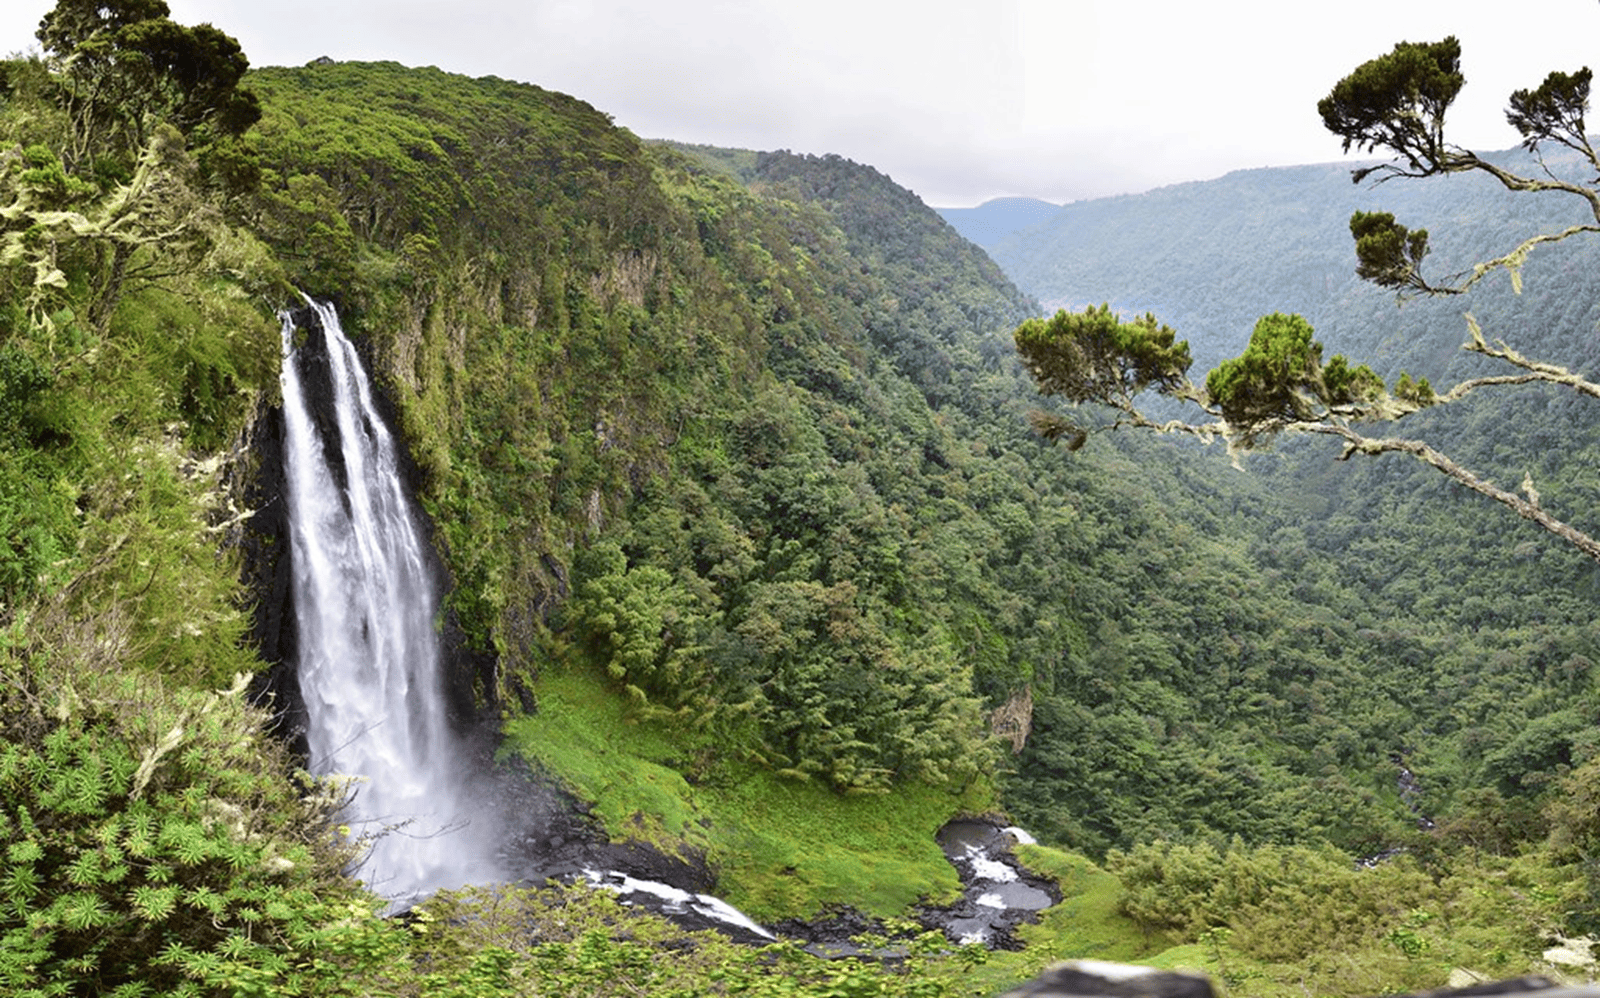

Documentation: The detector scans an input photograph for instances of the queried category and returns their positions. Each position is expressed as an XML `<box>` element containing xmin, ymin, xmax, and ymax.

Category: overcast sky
<box><xmin>5</xmin><ymin>1</ymin><xmax>1598</xmax><ymax>206</ymax></box>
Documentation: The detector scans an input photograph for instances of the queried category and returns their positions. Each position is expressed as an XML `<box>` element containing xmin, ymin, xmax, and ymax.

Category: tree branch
<box><xmin>1459</xmin><ymin>314</ymin><xmax>1600</xmax><ymax>398</ymax></box>
<box><xmin>1423</xmin><ymin>224</ymin><xmax>1600</xmax><ymax>296</ymax></box>
<box><xmin>1310</xmin><ymin>423</ymin><xmax>1600</xmax><ymax>562</ymax></box>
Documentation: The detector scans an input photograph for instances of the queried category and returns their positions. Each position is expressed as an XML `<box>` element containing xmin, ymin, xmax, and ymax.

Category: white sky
<box><xmin>4</xmin><ymin>1</ymin><xmax>1598</xmax><ymax>206</ymax></box>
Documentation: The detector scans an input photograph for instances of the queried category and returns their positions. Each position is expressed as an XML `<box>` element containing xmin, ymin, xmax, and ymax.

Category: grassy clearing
<box><xmin>502</xmin><ymin>664</ymin><xmax>991</xmax><ymax>920</ymax></box>
<box><xmin>502</xmin><ymin>668</ymin><xmax>712</xmax><ymax>858</ymax></box>
<box><xmin>699</xmin><ymin>758</ymin><xmax>978</xmax><ymax>918</ymax></box>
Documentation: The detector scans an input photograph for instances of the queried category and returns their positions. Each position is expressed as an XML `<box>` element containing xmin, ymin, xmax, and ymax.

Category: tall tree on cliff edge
<box><xmin>35</xmin><ymin>0</ymin><xmax>260</xmax><ymax>171</ymax></box>
<box><xmin>1013</xmin><ymin>36</ymin><xmax>1600</xmax><ymax>564</ymax></box>
<box><xmin>3</xmin><ymin>0</ymin><xmax>263</xmax><ymax>337</ymax></box>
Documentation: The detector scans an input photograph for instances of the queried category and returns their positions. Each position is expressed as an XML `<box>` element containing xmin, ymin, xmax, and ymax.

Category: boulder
<box><xmin>998</xmin><ymin>964</ymin><xmax>1600</xmax><ymax>998</ymax></box>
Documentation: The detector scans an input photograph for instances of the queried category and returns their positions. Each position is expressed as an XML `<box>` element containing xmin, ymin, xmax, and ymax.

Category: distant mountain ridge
<box><xmin>987</xmin><ymin>152</ymin><xmax>1600</xmax><ymax>378</ymax></box>
<box><xmin>934</xmin><ymin>196</ymin><xmax>1061</xmax><ymax>250</ymax></box>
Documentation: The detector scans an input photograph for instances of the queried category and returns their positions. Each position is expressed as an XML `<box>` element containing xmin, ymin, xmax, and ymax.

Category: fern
<box><xmin>0</xmin><ymin>658</ymin><xmax>411</xmax><ymax>996</ymax></box>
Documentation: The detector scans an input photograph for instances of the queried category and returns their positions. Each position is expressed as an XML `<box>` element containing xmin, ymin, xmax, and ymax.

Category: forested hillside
<box><xmin>991</xmin><ymin>150</ymin><xmax>1600</xmax><ymax>824</ymax></box>
<box><xmin>233</xmin><ymin>62</ymin><xmax>1450</xmax><ymax>861</ymax></box>
<box><xmin>5</xmin><ymin>3</ymin><xmax>1600</xmax><ymax>994</ymax></box>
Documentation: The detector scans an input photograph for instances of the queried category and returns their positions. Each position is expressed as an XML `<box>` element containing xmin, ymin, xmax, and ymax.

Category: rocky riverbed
<box><xmin>486</xmin><ymin>755</ymin><xmax>1058</xmax><ymax>951</ymax></box>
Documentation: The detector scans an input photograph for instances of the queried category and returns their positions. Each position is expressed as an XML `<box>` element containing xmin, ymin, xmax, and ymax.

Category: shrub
<box><xmin>0</xmin><ymin>606</ymin><xmax>404</xmax><ymax>997</ymax></box>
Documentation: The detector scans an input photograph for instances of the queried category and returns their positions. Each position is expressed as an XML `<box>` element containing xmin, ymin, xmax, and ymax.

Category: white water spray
<box><xmin>280</xmin><ymin>300</ymin><xmax>498</xmax><ymax>904</ymax></box>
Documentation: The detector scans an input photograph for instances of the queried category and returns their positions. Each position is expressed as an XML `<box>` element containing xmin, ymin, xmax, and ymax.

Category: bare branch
<box><xmin>1309</xmin><ymin>423</ymin><xmax>1600</xmax><ymax>563</ymax></box>
<box><xmin>1424</xmin><ymin>224</ymin><xmax>1600</xmax><ymax>296</ymax></box>
<box><xmin>1458</xmin><ymin>315</ymin><xmax>1600</xmax><ymax>398</ymax></box>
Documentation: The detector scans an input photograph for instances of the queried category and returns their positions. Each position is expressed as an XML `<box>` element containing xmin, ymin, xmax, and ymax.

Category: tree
<box><xmin>36</xmin><ymin>0</ymin><xmax>260</xmax><ymax>172</ymax></box>
<box><xmin>2</xmin><ymin>1</ymin><xmax>262</xmax><ymax>337</ymax></box>
<box><xmin>1014</xmin><ymin>38</ymin><xmax>1600</xmax><ymax>564</ymax></box>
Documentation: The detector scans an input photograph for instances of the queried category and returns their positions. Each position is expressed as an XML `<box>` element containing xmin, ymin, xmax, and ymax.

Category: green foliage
<box><xmin>566</xmin><ymin>540</ymin><xmax>712</xmax><ymax>702</ymax></box>
<box><xmin>0</xmin><ymin>344</ymin><xmax>73</xmax><ymax>601</ymax></box>
<box><xmin>1112</xmin><ymin>840</ymin><xmax>1405</xmax><ymax>948</ymax></box>
<box><xmin>1317</xmin><ymin>36</ymin><xmax>1464</xmax><ymax>178</ymax></box>
<box><xmin>1105</xmin><ymin>836</ymin><xmax>1573</xmax><ymax>996</ymax></box>
<box><xmin>35</xmin><ymin>0</ymin><xmax>260</xmax><ymax>172</ymax></box>
<box><xmin>11</xmin><ymin>29</ymin><xmax>1600</xmax><ymax>997</ymax></box>
<box><xmin>251</xmin><ymin>171</ymin><xmax>355</xmax><ymax>294</ymax></box>
<box><xmin>1349</xmin><ymin>210</ymin><xmax>1431</xmax><ymax>291</ymax></box>
<box><xmin>1013</xmin><ymin>305</ymin><xmax>1192</xmax><ymax>436</ymax></box>
<box><xmin>1321</xmin><ymin>353</ymin><xmax>1384</xmax><ymax>404</ymax></box>
<box><xmin>409</xmin><ymin>882</ymin><xmax>975</xmax><ymax>998</ymax></box>
<box><xmin>16</xmin><ymin>144</ymin><xmax>97</xmax><ymax>207</ymax></box>
<box><xmin>0</xmin><ymin>631</ymin><xmax>402</xmax><ymax>997</ymax></box>
<box><xmin>0</xmin><ymin>52</ymin><xmax>328</xmax><ymax>996</ymax></box>
<box><xmin>1204</xmin><ymin>312</ymin><xmax>1323</xmax><ymax>431</ymax></box>
<box><xmin>994</xmin><ymin>34</ymin><xmax>1600</xmax><ymax>882</ymax></box>
<box><xmin>1507</xmin><ymin>67</ymin><xmax>1592</xmax><ymax>156</ymax></box>
<box><xmin>1012</xmin><ymin>301</ymin><xmax>1400</xmax><ymax>449</ymax></box>
<box><xmin>239</xmin><ymin>69</ymin><xmax>1034</xmax><ymax>794</ymax></box>
<box><xmin>1391</xmin><ymin>370</ymin><xmax>1435</xmax><ymax>405</ymax></box>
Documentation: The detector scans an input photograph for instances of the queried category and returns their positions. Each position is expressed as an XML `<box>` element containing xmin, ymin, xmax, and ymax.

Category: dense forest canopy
<box><xmin>3</xmin><ymin>3</ymin><xmax>1600</xmax><ymax>994</ymax></box>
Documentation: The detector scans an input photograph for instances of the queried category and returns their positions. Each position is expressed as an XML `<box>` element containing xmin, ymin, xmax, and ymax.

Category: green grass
<box><xmin>964</xmin><ymin>844</ymin><xmax>1160</xmax><ymax>995</ymax></box>
<box><xmin>699</xmin><ymin>759</ymin><xmax>975</xmax><ymax>918</ymax></box>
<box><xmin>502</xmin><ymin>664</ymin><xmax>992</xmax><ymax>920</ymax></box>
<box><xmin>503</xmin><ymin>668</ymin><xmax>712</xmax><ymax>858</ymax></box>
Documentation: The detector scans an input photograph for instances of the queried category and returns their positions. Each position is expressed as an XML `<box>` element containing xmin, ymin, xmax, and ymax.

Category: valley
<box><xmin>3</xmin><ymin>5</ymin><xmax>1600</xmax><ymax>995</ymax></box>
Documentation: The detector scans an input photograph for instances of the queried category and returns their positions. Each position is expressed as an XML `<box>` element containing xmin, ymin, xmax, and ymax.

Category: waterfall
<box><xmin>279</xmin><ymin>300</ymin><xmax>499</xmax><ymax>904</ymax></box>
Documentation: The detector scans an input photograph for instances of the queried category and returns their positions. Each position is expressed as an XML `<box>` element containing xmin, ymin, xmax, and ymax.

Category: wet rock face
<box><xmin>770</xmin><ymin>907</ymin><xmax>894</xmax><ymax>957</ymax></box>
<box><xmin>240</xmin><ymin>346</ymin><xmax>306</xmax><ymax>758</ymax></box>
<box><xmin>479</xmin><ymin>747</ymin><xmax>761</xmax><ymax>934</ymax></box>
<box><xmin>920</xmin><ymin>820</ymin><xmax>1059</xmax><ymax>949</ymax></box>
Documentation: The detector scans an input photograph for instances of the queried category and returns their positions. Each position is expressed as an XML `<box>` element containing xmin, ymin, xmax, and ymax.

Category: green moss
<box><xmin>503</xmin><ymin>665</ymin><xmax>988</xmax><ymax>920</ymax></box>
<box><xmin>504</xmin><ymin>669</ymin><xmax>711</xmax><ymax>858</ymax></box>
<box><xmin>702</xmin><ymin>762</ymin><xmax>977</xmax><ymax>919</ymax></box>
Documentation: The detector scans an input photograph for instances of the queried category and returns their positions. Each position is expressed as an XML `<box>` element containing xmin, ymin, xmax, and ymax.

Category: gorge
<box><xmin>274</xmin><ymin>297</ymin><xmax>1062</xmax><ymax>945</ymax></box>
<box><xmin>9</xmin><ymin>7</ymin><xmax>1600</xmax><ymax>992</ymax></box>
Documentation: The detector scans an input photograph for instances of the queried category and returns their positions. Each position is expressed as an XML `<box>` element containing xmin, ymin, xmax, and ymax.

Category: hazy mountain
<box><xmin>989</xmin><ymin>153</ymin><xmax>1600</xmax><ymax>377</ymax></box>
<box><xmin>934</xmin><ymin>196</ymin><xmax>1061</xmax><ymax>250</ymax></box>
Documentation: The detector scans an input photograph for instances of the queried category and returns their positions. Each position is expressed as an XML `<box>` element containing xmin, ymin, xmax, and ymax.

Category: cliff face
<box><xmin>242</xmin><ymin>60</ymin><xmax>1061</xmax><ymax>800</ymax></box>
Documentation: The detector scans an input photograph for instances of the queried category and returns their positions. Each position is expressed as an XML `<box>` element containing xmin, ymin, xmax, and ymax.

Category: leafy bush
<box><xmin>1108</xmin><ymin>839</ymin><xmax>1434</xmax><ymax>961</ymax></box>
<box><xmin>0</xmin><ymin>607</ymin><xmax>402</xmax><ymax>997</ymax></box>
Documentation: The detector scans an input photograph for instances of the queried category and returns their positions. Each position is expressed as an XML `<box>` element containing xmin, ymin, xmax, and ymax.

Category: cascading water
<box><xmin>279</xmin><ymin>300</ymin><xmax>499</xmax><ymax>904</ymax></box>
